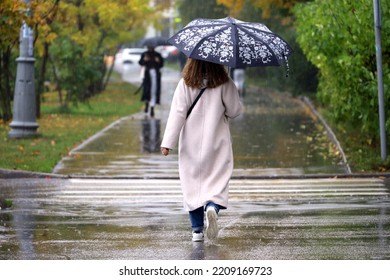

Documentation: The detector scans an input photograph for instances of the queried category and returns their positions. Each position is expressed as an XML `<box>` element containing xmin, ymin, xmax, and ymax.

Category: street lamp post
<box><xmin>8</xmin><ymin>0</ymin><xmax>39</xmax><ymax>139</ymax></box>
<box><xmin>373</xmin><ymin>0</ymin><xmax>387</xmax><ymax>160</ymax></box>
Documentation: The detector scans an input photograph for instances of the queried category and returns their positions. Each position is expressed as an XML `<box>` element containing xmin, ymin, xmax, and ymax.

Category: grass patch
<box><xmin>245</xmin><ymin>74</ymin><xmax>389</xmax><ymax>173</ymax></box>
<box><xmin>318</xmin><ymin>108</ymin><xmax>390</xmax><ymax>173</ymax></box>
<box><xmin>0</xmin><ymin>77</ymin><xmax>142</xmax><ymax>173</ymax></box>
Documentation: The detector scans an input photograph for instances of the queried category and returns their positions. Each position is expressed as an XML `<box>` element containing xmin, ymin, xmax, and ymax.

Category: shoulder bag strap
<box><xmin>186</xmin><ymin>87</ymin><xmax>207</xmax><ymax>119</ymax></box>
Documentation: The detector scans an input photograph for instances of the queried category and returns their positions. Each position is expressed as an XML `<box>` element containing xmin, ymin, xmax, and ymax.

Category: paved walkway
<box><xmin>1</xmin><ymin>63</ymin><xmax>389</xmax><ymax>260</ymax></box>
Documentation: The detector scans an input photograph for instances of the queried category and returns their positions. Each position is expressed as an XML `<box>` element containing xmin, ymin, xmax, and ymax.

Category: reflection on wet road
<box><xmin>141</xmin><ymin>118</ymin><xmax>161</xmax><ymax>153</ymax></box>
<box><xmin>231</xmin><ymin>88</ymin><xmax>347</xmax><ymax>175</ymax></box>
<box><xmin>1</xmin><ymin>177</ymin><xmax>389</xmax><ymax>259</ymax></box>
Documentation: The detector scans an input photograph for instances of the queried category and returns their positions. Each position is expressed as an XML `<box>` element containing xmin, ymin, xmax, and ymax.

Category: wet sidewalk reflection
<box><xmin>141</xmin><ymin>118</ymin><xmax>161</xmax><ymax>153</ymax></box>
<box><xmin>1</xmin><ymin>177</ymin><xmax>389</xmax><ymax>259</ymax></box>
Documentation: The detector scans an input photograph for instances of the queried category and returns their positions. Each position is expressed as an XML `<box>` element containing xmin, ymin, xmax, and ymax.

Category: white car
<box><xmin>155</xmin><ymin>45</ymin><xmax>179</xmax><ymax>61</ymax></box>
<box><xmin>115</xmin><ymin>48</ymin><xmax>146</xmax><ymax>65</ymax></box>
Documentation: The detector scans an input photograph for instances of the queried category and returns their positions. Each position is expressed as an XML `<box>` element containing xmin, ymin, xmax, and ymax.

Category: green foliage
<box><xmin>177</xmin><ymin>0</ymin><xmax>228</xmax><ymax>25</ymax></box>
<box><xmin>320</xmin><ymin>109</ymin><xmax>390</xmax><ymax>172</ymax></box>
<box><xmin>43</xmin><ymin>0</ymin><xmax>155</xmax><ymax>107</ymax></box>
<box><xmin>0</xmin><ymin>0</ymin><xmax>27</xmax><ymax>120</ymax></box>
<box><xmin>0</xmin><ymin>0</ymin><xmax>26</xmax><ymax>50</ymax></box>
<box><xmin>294</xmin><ymin>0</ymin><xmax>390</xmax><ymax>141</ymax></box>
<box><xmin>49</xmin><ymin>37</ymin><xmax>104</xmax><ymax>104</ymax></box>
<box><xmin>1</xmin><ymin>0</ymin><xmax>171</xmax><ymax>120</ymax></box>
<box><xmin>0</xmin><ymin>78</ymin><xmax>141</xmax><ymax>173</ymax></box>
<box><xmin>235</xmin><ymin>1</ymin><xmax>318</xmax><ymax>96</ymax></box>
<box><xmin>0</xmin><ymin>198</ymin><xmax>13</xmax><ymax>209</ymax></box>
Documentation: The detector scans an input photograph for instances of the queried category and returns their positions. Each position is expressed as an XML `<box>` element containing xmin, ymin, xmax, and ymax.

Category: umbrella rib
<box><xmin>186</xmin><ymin>25</ymin><xmax>231</xmax><ymax>60</ymax></box>
<box><xmin>168</xmin><ymin>20</ymin><xmax>227</xmax><ymax>57</ymax></box>
<box><xmin>231</xmin><ymin>23</ymin><xmax>240</xmax><ymax>68</ymax></box>
<box><xmin>178</xmin><ymin>23</ymin><xmax>225</xmax><ymax>33</ymax></box>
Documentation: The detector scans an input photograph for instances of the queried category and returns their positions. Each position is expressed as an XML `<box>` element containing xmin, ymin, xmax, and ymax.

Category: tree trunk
<box><xmin>103</xmin><ymin>54</ymin><xmax>116</xmax><ymax>90</ymax></box>
<box><xmin>36</xmin><ymin>42</ymin><xmax>50</xmax><ymax>118</ymax></box>
<box><xmin>0</xmin><ymin>49</ymin><xmax>13</xmax><ymax>121</ymax></box>
<box><xmin>48</xmin><ymin>54</ymin><xmax>63</xmax><ymax>106</ymax></box>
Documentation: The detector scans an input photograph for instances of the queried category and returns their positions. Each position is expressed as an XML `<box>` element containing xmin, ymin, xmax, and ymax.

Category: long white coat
<box><xmin>161</xmin><ymin>78</ymin><xmax>242</xmax><ymax>211</ymax></box>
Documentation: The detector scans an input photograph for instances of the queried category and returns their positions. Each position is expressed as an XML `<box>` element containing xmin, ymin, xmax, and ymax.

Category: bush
<box><xmin>294</xmin><ymin>0</ymin><xmax>390</xmax><ymax>141</ymax></box>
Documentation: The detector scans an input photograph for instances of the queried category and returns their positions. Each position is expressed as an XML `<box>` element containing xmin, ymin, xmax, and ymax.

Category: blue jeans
<box><xmin>188</xmin><ymin>202</ymin><xmax>224</xmax><ymax>232</ymax></box>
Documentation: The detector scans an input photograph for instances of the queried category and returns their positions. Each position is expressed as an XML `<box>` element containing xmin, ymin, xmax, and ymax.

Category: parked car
<box><xmin>115</xmin><ymin>48</ymin><xmax>146</xmax><ymax>65</ymax></box>
<box><xmin>155</xmin><ymin>45</ymin><xmax>180</xmax><ymax>62</ymax></box>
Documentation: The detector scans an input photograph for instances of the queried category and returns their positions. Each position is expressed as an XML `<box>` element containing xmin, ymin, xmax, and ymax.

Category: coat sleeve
<box><xmin>161</xmin><ymin>79</ymin><xmax>188</xmax><ymax>149</ymax></box>
<box><xmin>157</xmin><ymin>53</ymin><xmax>164</xmax><ymax>69</ymax></box>
<box><xmin>138</xmin><ymin>53</ymin><xmax>146</xmax><ymax>66</ymax></box>
<box><xmin>223</xmin><ymin>78</ymin><xmax>242</xmax><ymax>119</ymax></box>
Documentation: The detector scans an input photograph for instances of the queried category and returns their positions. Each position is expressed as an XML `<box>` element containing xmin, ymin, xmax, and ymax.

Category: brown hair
<box><xmin>182</xmin><ymin>59</ymin><xmax>229</xmax><ymax>89</ymax></box>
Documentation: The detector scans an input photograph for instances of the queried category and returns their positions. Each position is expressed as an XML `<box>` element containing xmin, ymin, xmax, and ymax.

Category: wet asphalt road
<box><xmin>1</xmin><ymin>63</ymin><xmax>389</xmax><ymax>260</ymax></box>
<box><xmin>1</xmin><ymin>176</ymin><xmax>389</xmax><ymax>260</ymax></box>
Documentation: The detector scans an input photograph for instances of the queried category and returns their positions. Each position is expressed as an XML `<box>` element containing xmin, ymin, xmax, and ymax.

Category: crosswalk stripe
<box><xmin>54</xmin><ymin>178</ymin><xmax>389</xmax><ymax>204</ymax></box>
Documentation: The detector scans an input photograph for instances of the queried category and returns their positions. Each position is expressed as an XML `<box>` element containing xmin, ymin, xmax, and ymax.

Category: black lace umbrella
<box><xmin>168</xmin><ymin>17</ymin><xmax>292</xmax><ymax>74</ymax></box>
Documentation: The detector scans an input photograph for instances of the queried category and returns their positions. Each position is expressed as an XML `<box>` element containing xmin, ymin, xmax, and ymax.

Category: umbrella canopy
<box><xmin>141</xmin><ymin>36</ymin><xmax>169</xmax><ymax>48</ymax></box>
<box><xmin>168</xmin><ymin>17</ymin><xmax>292</xmax><ymax>70</ymax></box>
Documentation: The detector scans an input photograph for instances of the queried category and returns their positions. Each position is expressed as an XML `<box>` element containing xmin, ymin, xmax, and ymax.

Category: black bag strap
<box><xmin>186</xmin><ymin>87</ymin><xmax>207</xmax><ymax>119</ymax></box>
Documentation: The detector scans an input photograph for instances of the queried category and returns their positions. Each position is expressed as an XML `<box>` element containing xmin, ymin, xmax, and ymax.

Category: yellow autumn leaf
<box><xmin>74</xmin><ymin>154</ymin><xmax>82</xmax><ymax>160</ymax></box>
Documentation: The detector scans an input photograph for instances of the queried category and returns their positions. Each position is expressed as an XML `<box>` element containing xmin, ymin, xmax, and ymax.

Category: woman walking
<box><xmin>161</xmin><ymin>59</ymin><xmax>242</xmax><ymax>242</ymax></box>
<box><xmin>139</xmin><ymin>46</ymin><xmax>164</xmax><ymax>117</ymax></box>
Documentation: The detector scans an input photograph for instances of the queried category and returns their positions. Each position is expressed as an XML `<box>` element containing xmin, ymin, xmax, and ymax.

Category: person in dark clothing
<box><xmin>139</xmin><ymin>46</ymin><xmax>164</xmax><ymax>117</ymax></box>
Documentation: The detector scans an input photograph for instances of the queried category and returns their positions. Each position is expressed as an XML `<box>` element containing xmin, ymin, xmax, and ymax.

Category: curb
<box><xmin>0</xmin><ymin>168</ymin><xmax>68</xmax><ymax>179</ymax></box>
<box><xmin>1</xmin><ymin>168</ymin><xmax>389</xmax><ymax>180</ymax></box>
<box><xmin>300</xmin><ymin>96</ymin><xmax>352</xmax><ymax>174</ymax></box>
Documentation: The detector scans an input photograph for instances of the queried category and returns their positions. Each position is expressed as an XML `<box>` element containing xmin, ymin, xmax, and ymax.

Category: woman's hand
<box><xmin>161</xmin><ymin>147</ymin><xmax>170</xmax><ymax>156</ymax></box>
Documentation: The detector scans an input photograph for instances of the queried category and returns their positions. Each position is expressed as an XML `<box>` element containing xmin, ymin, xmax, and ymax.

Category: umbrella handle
<box><xmin>284</xmin><ymin>54</ymin><xmax>290</xmax><ymax>78</ymax></box>
<box><xmin>133</xmin><ymin>83</ymin><xmax>143</xmax><ymax>95</ymax></box>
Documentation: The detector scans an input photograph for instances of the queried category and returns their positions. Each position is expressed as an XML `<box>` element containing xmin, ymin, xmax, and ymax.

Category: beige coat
<box><xmin>161</xmin><ymin>78</ymin><xmax>242</xmax><ymax>211</ymax></box>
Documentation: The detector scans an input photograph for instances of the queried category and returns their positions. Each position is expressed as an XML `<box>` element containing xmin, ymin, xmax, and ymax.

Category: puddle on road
<box><xmin>1</xmin><ymin>183</ymin><xmax>389</xmax><ymax>260</ymax></box>
<box><xmin>1</xmin><ymin>177</ymin><xmax>389</xmax><ymax>260</ymax></box>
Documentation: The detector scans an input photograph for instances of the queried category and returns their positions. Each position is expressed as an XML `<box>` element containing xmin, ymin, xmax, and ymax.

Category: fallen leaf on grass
<box><xmin>74</xmin><ymin>154</ymin><xmax>82</xmax><ymax>160</ymax></box>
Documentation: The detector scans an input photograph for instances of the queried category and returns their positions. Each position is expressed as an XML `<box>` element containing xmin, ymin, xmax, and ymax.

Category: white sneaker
<box><xmin>192</xmin><ymin>231</ymin><xmax>204</xmax><ymax>242</ymax></box>
<box><xmin>206</xmin><ymin>207</ymin><xmax>218</xmax><ymax>240</ymax></box>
